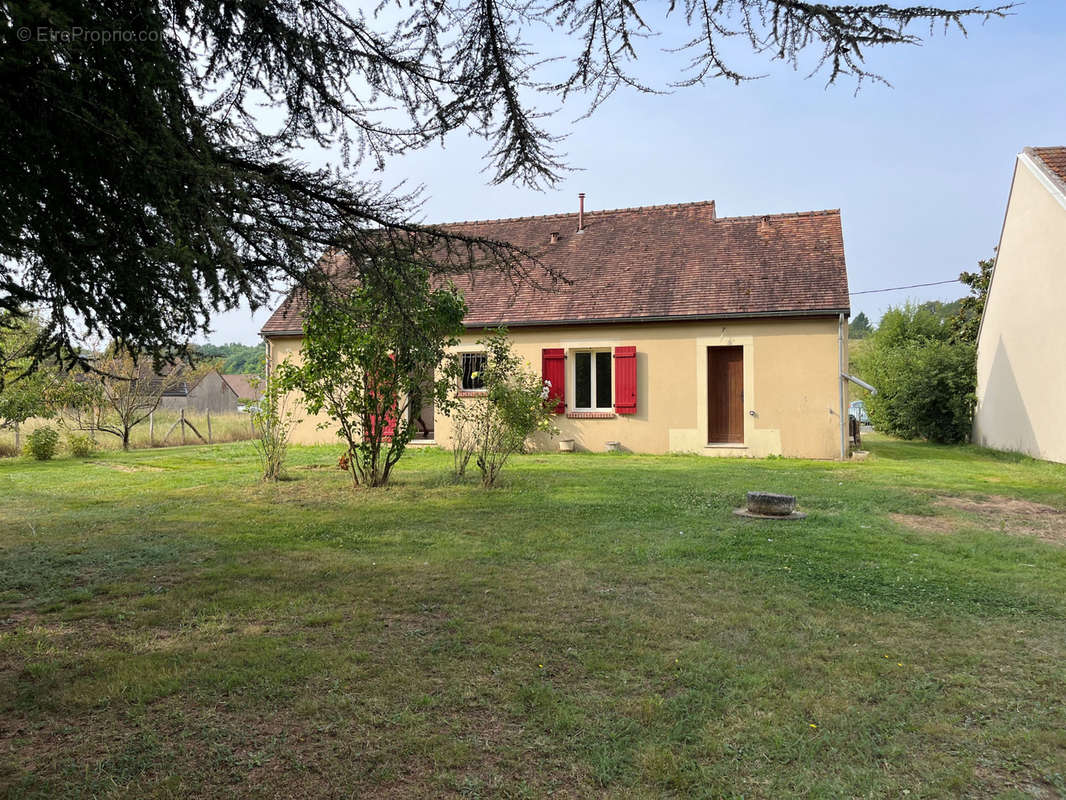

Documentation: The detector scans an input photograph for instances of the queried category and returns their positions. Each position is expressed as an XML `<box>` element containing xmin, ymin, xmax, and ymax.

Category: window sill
<box><xmin>457</xmin><ymin>390</ymin><xmax>488</xmax><ymax>398</ymax></box>
<box><xmin>705</xmin><ymin>443</ymin><xmax>747</xmax><ymax>449</ymax></box>
<box><xmin>567</xmin><ymin>411</ymin><xmax>616</xmax><ymax>419</ymax></box>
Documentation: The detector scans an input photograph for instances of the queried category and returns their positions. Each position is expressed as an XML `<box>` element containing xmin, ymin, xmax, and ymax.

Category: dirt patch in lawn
<box><xmin>98</xmin><ymin>462</ymin><xmax>163</xmax><ymax>473</ymax></box>
<box><xmin>892</xmin><ymin>496</ymin><xmax>1066</xmax><ymax>544</ymax></box>
<box><xmin>889</xmin><ymin>513</ymin><xmax>958</xmax><ymax>535</ymax></box>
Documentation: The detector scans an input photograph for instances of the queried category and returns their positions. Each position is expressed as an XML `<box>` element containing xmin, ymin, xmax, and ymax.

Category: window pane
<box><xmin>575</xmin><ymin>352</ymin><xmax>591</xmax><ymax>408</ymax></box>
<box><xmin>462</xmin><ymin>353</ymin><xmax>486</xmax><ymax>390</ymax></box>
<box><xmin>595</xmin><ymin>351</ymin><xmax>612</xmax><ymax>408</ymax></box>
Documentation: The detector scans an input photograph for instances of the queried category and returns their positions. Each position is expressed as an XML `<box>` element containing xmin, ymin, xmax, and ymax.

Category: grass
<box><xmin>1</xmin><ymin>435</ymin><xmax>1065</xmax><ymax>798</ymax></box>
<box><xmin>0</xmin><ymin>411</ymin><xmax>255</xmax><ymax>457</ymax></box>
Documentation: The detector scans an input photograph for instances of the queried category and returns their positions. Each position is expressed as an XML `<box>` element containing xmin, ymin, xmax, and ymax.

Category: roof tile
<box><xmin>1029</xmin><ymin>146</ymin><xmax>1066</xmax><ymax>187</ymax></box>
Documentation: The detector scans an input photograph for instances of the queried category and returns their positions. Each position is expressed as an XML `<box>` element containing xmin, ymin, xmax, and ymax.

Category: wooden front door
<box><xmin>707</xmin><ymin>346</ymin><xmax>744</xmax><ymax>444</ymax></box>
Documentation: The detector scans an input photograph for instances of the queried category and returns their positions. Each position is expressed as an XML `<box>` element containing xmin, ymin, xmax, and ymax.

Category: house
<box><xmin>973</xmin><ymin>147</ymin><xmax>1066</xmax><ymax>463</ymax></box>
<box><xmin>159</xmin><ymin>369</ymin><xmax>255</xmax><ymax>414</ymax></box>
<box><xmin>220</xmin><ymin>373</ymin><xmax>261</xmax><ymax>405</ymax></box>
<box><xmin>262</xmin><ymin>200</ymin><xmax>853</xmax><ymax>458</ymax></box>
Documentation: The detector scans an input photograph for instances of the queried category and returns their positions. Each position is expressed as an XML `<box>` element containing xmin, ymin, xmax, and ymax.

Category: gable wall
<box><xmin>974</xmin><ymin>157</ymin><xmax>1066</xmax><ymax>462</ymax></box>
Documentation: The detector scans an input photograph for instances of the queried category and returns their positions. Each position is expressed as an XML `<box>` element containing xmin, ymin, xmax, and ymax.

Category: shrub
<box><xmin>450</xmin><ymin>329</ymin><xmax>557</xmax><ymax>487</ymax></box>
<box><xmin>68</xmin><ymin>433</ymin><xmax>97</xmax><ymax>458</ymax></box>
<box><xmin>23</xmin><ymin>426</ymin><xmax>60</xmax><ymax>460</ymax></box>
<box><xmin>250</xmin><ymin>377</ymin><xmax>300</xmax><ymax>481</ymax></box>
<box><xmin>859</xmin><ymin>338</ymin><xmax>976</xmax><ymax>444</ymax></box>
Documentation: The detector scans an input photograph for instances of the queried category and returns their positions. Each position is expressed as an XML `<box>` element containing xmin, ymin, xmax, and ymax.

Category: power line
<box><xmin>849</xmin><ymin>278</ymin><xmax>960</xmax><ymax>296</ymax></box>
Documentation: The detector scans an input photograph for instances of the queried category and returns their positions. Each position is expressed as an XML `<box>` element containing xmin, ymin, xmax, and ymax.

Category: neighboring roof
<box><xmin>161</xmin><ymin>382</ymin><xmax>188</xmax><ymax>397</ymax></box>
<box><xmin>261</xmin><ymin>201</ymin><xmax>850</xmax><ymax>335</ymax></box>
<box><xmin>221</xmin><ymin>373</ymin><xmax>259</xmax><ymax>399</ymax></box>
<box><xmin>1026</xmin><ymin>147</ymin><xmax>1066</xmax><ymax>196</ymax></box>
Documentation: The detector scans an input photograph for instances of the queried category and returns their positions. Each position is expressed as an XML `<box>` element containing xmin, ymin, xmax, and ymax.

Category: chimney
<box><xmin>577</xmin><ymin>193</ymin><xmax>585</xmax><ymax>232</ymax></box>
<box><xmin>550</xmin><ymin>231</ymin><xmax>560</xmax><ymax>244</ymax></box>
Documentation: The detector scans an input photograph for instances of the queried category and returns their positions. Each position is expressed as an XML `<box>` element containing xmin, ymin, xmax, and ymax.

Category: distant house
<box><xmin>263</xmin><ymin>200</ymin><xmax>853</xmax><ymax>458</ymax></box>
<box><xmin>220</xmin><ymin>374</ymin><xmax>260</xmax><ymax>404</ymax></box>
<box><xmin>159</xmin><ymin>370</ymin><xmax>258</xmax><ymax>414</ymax></box>
<box><xmin>974</xmin><ymin>147</ymin><xmax>1066</xmax><ymax>463</ymax></box>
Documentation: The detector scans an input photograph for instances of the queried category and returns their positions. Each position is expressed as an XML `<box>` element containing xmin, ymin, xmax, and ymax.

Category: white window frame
<box><xmin>571</xmin><ymin>348</ymin><xmax>613</xmax><ymax>412</ymax></box>
<box><xmin>459</xmin><ymin>351</ymin><xmax>488</xmax><ymax>392</ymax></box>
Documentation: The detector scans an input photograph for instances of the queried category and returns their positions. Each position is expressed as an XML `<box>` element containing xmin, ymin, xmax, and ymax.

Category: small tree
<box><xmin>951</xmin><ymin>255</ymin><xmax>995</xmax><ymax>345</ymax></box>
<box><xmin>278</xmin><ymin>254</ymin><xmax>466</xmax><ymax>488</ymax></box>
<box><xmin>63</xmin><ymin>346</ymin><xmax>199</xmax><ymax>450</ymax></box>
<box><xmin>0</xmin><ymin>313</ymin><xmax>61</xmax><ymax>447</ymax></box>
<box><xmin>848</xmin><ymin>312</ymin><xmax>872</xmax><ymax>339</ymax></box>
<box><xmin>250</xmin><ymin>376</ymin><xmax>301</xmax><ymax>481</ymax></box>
<box><xmin>450</xmin><ymin>329</ymin><xmax>557</xmax><ymax>488</ymax></box>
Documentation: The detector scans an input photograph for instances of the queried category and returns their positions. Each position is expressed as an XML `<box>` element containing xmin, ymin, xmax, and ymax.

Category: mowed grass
<box><xmin>1</xmin><ymin>437</ymin><xmax>1065</xmax><ymax>798</ymax></box>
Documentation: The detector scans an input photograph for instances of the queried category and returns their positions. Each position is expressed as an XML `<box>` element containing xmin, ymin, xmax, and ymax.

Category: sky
<box><xmin>206</xmin><ymin>2</ymin><xmax>1066</xmax><ymax>345</ymax></box>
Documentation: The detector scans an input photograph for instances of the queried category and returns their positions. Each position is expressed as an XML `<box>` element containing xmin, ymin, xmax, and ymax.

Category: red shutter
<box><xmin>542</xmin><ymin>348</ymin><xmax>565</xmax><ymax>414</ymax></box>
<box><xmin>614</xmin><ymin>346</ymin><xmax>637</xmax><ymax>415</ymax></box>
<box><xmin>369</xmin><ymin>356</ymin><xmax>399</xmax><ymax>439</ymax></box>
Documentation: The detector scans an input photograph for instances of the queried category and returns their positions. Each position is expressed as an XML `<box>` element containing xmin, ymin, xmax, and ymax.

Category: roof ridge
<box><xmin>436</xmin><ymin>199</ymin><xmax>717</xmax><ymax>228</ymax></box>
<box><xmin>713</xmin><ymin>208</ymin><xmax>840</xmax><ymax>224</ymax></box>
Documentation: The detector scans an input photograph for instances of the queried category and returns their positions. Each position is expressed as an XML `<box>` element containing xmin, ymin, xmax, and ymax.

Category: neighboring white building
<box><xmin>973</xmin><ymin>147</ymin><xmax>1066</xmax><ymax>463</ymax></box>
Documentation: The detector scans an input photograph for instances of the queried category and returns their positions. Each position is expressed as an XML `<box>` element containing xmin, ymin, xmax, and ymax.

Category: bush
<box><xmin>68</xmin><ymin>433</ymin><xmax>97</xmax><ymax>458</ymax></box>
<box><xmin>250</xmin><ymin>378</ymin><xmax>300</xmax><ymax>481</ymax></box>
<box><xmin>450</xmin><ymin>329</ymin><xmax>557</xmax><ymax>487</ymax></box>
<box><xmin>859</xmin><ymin>339</ymin><xmax>976</xmax><ymax>444</ymax></box>
<box><xmin>23</xmin><ymin>426</ymin><xmax>60</xmax><ymax>460</ymax></box>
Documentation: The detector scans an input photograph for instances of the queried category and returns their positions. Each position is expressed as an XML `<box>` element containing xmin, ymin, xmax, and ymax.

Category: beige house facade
<box><xmin>264</xmin><ymin>201</ymin><xmax>853</xmax><ymax>459</ymax></box>
<box><xmin>973</xmin><ymin>147</ymin><xmax>1066</xmax><ymax>463</ymax></box>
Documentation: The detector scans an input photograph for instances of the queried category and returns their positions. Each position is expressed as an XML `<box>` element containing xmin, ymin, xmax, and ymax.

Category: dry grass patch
<box><xmin>892</xmin><ymin>494</ymin><xmax>1066</xmax><ymax>545</ymax></box>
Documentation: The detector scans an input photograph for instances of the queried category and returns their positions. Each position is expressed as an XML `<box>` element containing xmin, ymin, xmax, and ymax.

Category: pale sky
<box><xmin>205</xmin><ymin>3</ymin><xmax>1066</xmax><ymax>344</ymax></box>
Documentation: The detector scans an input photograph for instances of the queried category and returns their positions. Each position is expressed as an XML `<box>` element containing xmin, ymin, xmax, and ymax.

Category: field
<box><xmin>0</xmin><ymin>411</ymin><xmax>255</xmax><ymax>458</ymax></box>
<box><xmin>1</xmin><ymin>437</ymin><xmax>1065</xmax><ymax>798</ymax></box>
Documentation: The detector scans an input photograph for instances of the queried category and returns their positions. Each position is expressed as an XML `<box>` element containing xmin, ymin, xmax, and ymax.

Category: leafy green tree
<box><xmin>848</xmin><ymin>312</ymin><xmax>872</xmax><ymax>339</ymax></box>
<box><xmin>449</xmin><ymin>329</ymin><xmax>558</xmax><ymax>487</ymax></box>
<box><xmin>277</xmin><ymin>252</ymin><xmax>466</xmax><ymax>488</ymax></box>
<box><xmin>0</xmin><ymin>313</ymin><xmax>60</xmax><ymax>443</ymax></box>
<box><xmin>855</xmin><ymin>303</ymin><xmax>976</xmax><ymax>444</ymax></box>
<box><xmin>873</xmin><ymin>301</ymin><xmax>956</xmax><ymax>347</ymax></box>
<box><xmin>196</xmin><ymin>343</ymin><xmax>265</xmax><ymax>374</ymax></box>
<box><xmin>2</xmin><ymin>0</ymin><xmax>1005</xmax><ymax>374</ymax></box>
<box><xmin>951</xmin><ymin>256</ymin><xmax>995</xmax><ymax>345</ymax></box>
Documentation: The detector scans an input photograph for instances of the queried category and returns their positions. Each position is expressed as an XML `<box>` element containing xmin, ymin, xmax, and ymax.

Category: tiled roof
<box><xmin>261</xmin><ymin>201</ymin><xmax>849</xmax><ymax>335</ymax></box>
<box><xmin>221</xmin><ymin>373</ymin><xmax>259</xmax><ymax>400</ymax></box>
<box><xmin>1028</xmin><ymin>146</ymin><xmax>1066</xmax><ymax>190</ymax></box>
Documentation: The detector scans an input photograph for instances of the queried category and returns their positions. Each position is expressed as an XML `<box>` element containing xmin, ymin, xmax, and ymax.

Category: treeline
<box><xmin>194</xmin><ymin>342</ymin><xmax>264</xmax><ymax>374</ymax></box>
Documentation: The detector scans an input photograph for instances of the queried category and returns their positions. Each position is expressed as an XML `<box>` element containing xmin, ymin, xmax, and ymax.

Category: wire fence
<box><xmin>0</xmin><ymin>409</ymin><xmax>257</xmax><ymax>457</ymax></box>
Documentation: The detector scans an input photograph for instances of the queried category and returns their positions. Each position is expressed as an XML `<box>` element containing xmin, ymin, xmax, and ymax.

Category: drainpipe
<box><xmin>839</xmin><ymin>313</ymin><xmax>847</xmax><ymax>461</ymax></box>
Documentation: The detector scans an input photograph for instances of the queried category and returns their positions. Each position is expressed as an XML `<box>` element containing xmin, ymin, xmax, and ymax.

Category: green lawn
<box><xmin>1</xmin><ymin>437</ymin><xmax>1065</xmax><ymax>798</ymax></box>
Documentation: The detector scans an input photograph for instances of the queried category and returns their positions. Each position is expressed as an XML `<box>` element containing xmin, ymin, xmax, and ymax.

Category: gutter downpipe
<box><xmin>839</xmin><ymin>313</ymin><xmax>847</xmax><ymax>461</ymax></box>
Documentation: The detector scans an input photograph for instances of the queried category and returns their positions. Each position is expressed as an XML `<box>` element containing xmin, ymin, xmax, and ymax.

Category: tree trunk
<box><xmin>122</xmin><ymin>429</ymin><xmax>131</xmax><ymax>451</ymax></box>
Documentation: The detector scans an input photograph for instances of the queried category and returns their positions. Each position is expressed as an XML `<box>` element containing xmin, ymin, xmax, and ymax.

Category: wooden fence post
<box><xmin>180</xmin><ymin>409</ymin><xmax>186</xmax><ymax>445</ymax></box>
<box><xmin>149</xmin><ymin>412</ymin><xmax>154</xmax><ymax>446</ymax></box>
<box><xmin>13</xmin><ymin>422</ymin><xmax>19</xmax><ymax>452</ymax></box>
<box><xmin>207</xmin><ymin>410</ymin><xmax>212</xmax><ymax>443</ymax></box>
